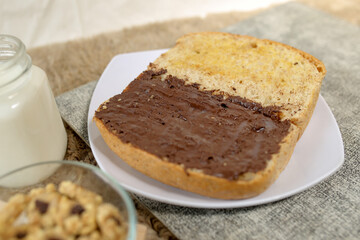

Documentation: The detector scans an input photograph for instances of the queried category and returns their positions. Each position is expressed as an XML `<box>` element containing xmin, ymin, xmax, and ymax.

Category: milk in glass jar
<box><xmin>0</xmin><ymin>35</ymin><xmax>67</xmax><ymax>176</ymax></box>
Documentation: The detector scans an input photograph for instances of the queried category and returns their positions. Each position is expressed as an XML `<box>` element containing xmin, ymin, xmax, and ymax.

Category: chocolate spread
<box><xmin>95</xmin><ymin>70</ymin><xmax>290</xmax><ymax>180</ymax></box>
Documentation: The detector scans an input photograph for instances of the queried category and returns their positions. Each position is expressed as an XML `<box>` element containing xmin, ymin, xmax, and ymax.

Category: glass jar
<box><xmin>0</xmin><ymin>34</ymin><xmax>67</xmax><ymax>176</ymax></box>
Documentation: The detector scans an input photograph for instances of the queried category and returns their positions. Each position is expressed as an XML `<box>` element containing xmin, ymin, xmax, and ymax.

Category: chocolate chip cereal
<box><xmin>0</xmin><ymin>181</ymin><xmax>127</xmax><ymax>240</ymax></box>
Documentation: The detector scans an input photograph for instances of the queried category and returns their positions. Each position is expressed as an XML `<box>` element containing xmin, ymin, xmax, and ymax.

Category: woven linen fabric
<box><xmin>56</xmin><ymin>2</ymin><xmax>359</xmax><ymax>239</ymax></box>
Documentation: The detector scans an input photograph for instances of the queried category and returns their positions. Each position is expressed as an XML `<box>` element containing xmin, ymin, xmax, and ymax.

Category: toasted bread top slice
<box><xmin>151</xmin><ymin>32</ymin><xmax>326</xmax><ymax>137</ymax></box>
<box><xmin>93</xmin><ymin>32</ymin><xmax>326</xmax><ymax>199</ymax></box>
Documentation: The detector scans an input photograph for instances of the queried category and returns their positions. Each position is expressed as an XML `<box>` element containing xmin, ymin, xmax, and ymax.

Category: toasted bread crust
<box><xmin>94</xmin><ymin>32</ymin><xmax>325</xmax><ymax>199</ymax></box>
<box><xmin>94</xmin><ymin>118</ymin><xmax>299</xmax><ymax>199</ymax></box>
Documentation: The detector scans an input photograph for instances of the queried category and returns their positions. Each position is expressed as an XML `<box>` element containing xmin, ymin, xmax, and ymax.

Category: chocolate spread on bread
<box><xmin>95</xmin><ymin>70</ymin><xmax>290</xmax><ymax>181</ymax></box>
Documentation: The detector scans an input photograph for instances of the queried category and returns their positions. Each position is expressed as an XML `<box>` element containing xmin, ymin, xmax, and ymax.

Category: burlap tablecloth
<box><xmin>28</xmin><ymin>1</ymin><xmax>360</xmax><ymax>239</ymax></box>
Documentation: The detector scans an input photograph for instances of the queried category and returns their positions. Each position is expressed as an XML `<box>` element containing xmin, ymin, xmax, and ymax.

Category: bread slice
<box><xmin>94</xmin><ymin>32</ymin><xmax>326</xmax><ymax>199</ymax></box>
<box><xmin>152</xmin><ymin>32</ymin><xmax>326</xmax><ymax>138</ymax></box>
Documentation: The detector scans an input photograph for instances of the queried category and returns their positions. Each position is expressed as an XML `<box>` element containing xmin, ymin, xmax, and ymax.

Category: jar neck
<box><xmin>0</xmin><ymin>35</ymin><xmax>32</xmax><ymax>88</ymax></box>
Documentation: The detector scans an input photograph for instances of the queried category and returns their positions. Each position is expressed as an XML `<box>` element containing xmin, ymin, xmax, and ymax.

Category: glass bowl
<box><xmin>0</xmin><ymin>160</ymin><xmax>136</xmax><ymax>240</ymax></box>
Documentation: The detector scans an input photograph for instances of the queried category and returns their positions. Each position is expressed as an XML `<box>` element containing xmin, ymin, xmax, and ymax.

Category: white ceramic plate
<box><xmin>88</xmin><ymin>49</ymin><xmax>344</xmax><ymax>209</ymax></box>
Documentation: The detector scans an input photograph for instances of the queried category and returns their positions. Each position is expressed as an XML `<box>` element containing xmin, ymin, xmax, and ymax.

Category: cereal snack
<box><xmin>0</xmin><ymin>181</ymin><xmax>127</xmax><ymax>240</ymax></box>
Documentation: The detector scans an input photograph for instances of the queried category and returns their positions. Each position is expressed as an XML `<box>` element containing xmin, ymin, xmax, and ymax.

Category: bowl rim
<box><xmin>0</xmin><ymin>160</ymin><xmax>137</xmax><ymax>240</ymax></box>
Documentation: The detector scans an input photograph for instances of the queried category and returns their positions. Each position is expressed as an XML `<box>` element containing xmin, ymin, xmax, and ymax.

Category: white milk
<box><xmin>0</xmin><ymin>35</ymin><xmax>67</xmax><ymax>180</ymax></box>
